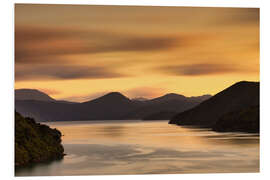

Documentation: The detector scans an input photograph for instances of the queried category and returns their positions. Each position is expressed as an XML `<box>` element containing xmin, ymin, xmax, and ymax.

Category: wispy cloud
<box><xmin>155</xmin><ymin>63</ymin><xmax>256</xmax><ymax>76</ymax></box>
<box><xmin>124</xmin><ymin>86</ymin><xmax>167</xmax><ymax>99</ymax></box>
<box><xmin>15</xmin><ymin>26</ymin><xmax>178</xmax><ymax>64</ymax></box>
<box><xmin>38</xmin><ymin>88</ymin><xmax>61</xmax><ymax>95</ymax></box>
<box><xmin>14</xmin><ymin>5</ymin><xmax>259</xmax><ymax>99</ymax></box>
<box><xmin>15</xmin><ymin>64</ymin><xmax>127</xmax><ymax>81</ymax></box>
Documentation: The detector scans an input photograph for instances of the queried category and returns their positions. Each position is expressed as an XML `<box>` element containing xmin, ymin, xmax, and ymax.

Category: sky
<box><xmin>15</xmin><ymin>4</ymin><xmax>259</xmax><ymax>102</ymax></box>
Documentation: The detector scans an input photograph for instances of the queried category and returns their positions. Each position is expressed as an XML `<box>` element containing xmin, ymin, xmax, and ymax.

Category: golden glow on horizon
<box><xmin>15</xmin><ymin>5</ymin><xmax>259</xmax><ymax>102</ymax></box>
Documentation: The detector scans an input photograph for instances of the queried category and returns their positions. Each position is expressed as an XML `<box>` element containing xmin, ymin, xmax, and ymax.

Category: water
<box><xmin>15</xmin><ymin>120</ymin><xmax>259</xmax><ymax>176</ymax></box>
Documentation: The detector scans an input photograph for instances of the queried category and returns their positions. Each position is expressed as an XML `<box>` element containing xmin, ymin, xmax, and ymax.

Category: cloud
<box><xmin>15</xmin><ymin>26</ymin><xmax>178</xmax><ymax>64</ymax></box>
<box><xmin>15</xmin><ymin>64</ymin><xmax>126</xmax><ymax>81</ymax></box>
<box><xmin>155</xmin><ymin>63</ymin><xmax>251</xmax><ymax>76</ymax></box>
<box><xmin>222</xmin><ymin>8</ymin><xmax>259</xmax><ymax>25</ymax></box>
<box><xmin>14</xmin><ymin>25</ymin><xmax>184</xmax><ymax>81</ymax></box>
<box><xmin>124</xmin><ymin>86</ymin><xmax>167</xmax><ymax>99</ymax></box>
<box><xmin>38</xmin><ymin>88</ymin><xmax>61</xmax><ymax>95</ymax></box>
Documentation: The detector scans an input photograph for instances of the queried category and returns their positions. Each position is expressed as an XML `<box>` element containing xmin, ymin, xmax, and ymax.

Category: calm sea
<box><xmin>15</xmin><ymin>120</ymin><xmax>259</xmax><ymax>176</ymax></box>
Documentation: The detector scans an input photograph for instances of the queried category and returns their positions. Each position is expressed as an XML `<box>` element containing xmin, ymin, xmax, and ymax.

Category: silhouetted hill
<box><xmin>15</xmin><ymin>91</ymin><xmax>211</xmax><ymax>122</ymax></box>
<box><xmin>212</xmin><ymin>106</ymin><xmax>259</xmax><ymax>133</ymax></box>
<box><xmin>15</xmin><ymin>111</ymin><xmax>64</xmax><ymax>166</ymax></box>
<box><xmin>169</xmin><ymin>81</ymin><xmax>259</xmax><ymax>131</ymax></box>
<box><xmin>148</xmin><ymin>93</ymin><xmax>211</xmax><ymax>104</ymax></box>
<box><xmin>123</xmin><ymin>94</ymin><xmax>211</xmax><ymax>119</ymax></box>
<box><xmin>15</xmin><ymin>89</ymin><xmax>77</xmax><ymax>104</ymax></box>
<box><xmin>15</xmin><ymin>100</ymin><xmax>73</xmax><ymax>122</ymax></box>
<box><xmin>150</xmin><ymin>93</ymin><xmax>186</xmax><ymax>103</ymax></box>
<box><xmin>189</xmin><ymin>94</ymin><xmax>212</xmax><ymax>103</ymax></box>
<box><xmin>15</xmin><ymin>92</ymin><xmax>136</xmax><ymax>121</ymax></box>
<box><xmin>15</xmin><ymin>89</ymin><xmax>56</xmax><ymax>101</ymax></box>
<box><xmin>142</xmin><ymin>111</ymin><xmax>177</xmax><ymax>120</ymax></box>
<box><xmin>85</xmin><ymin>92</ymin><xmax>131</xmax><ymax>104</ymax></box>
<box><xmin>132</xmin><ymin>97</ymin><xmax>149</xmax><ymax>101</ymax></box>
<box><xmin>56</xmin><ymin>100</ymin><xmax>78</xmax><ymax>104</ymax></box>
<box><xmin>73</xmin><ymin>92</ymin><xmax>137</xmax><ymax>120</ymax></box>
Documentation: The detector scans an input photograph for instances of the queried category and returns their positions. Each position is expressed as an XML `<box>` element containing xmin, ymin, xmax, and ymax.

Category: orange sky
<box><xmin>15</xmin><ymin>4</ymin><xmax>259</xmax><ymax>102</ymax></box>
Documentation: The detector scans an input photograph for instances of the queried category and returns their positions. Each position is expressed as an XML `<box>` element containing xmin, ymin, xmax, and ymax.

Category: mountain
<box><xmin>132</xmin><ymin>97</ymin><xmax>149</xmax><ymax>101</ymax></box>
<box><xmin>149</xmin><ymin>93</ymin><xmax>186</xmax><ymax>103</ymax></box>
<box><xmin>15</xmin><ymin>111</ymin><xmax>64</xmax><ymax>166</ymax></box>
<box><xmin>71</xmin><ymin>92</ymin><xmax>137</xmax><ymax>120</ymax></box>
<box><xmin>15</xmin><ymin>89</ymin><xmax>56</xmax><ymax>101</ymax></box>
<box><xmin>147</xmin><ymin>93</ymin><xmax>211</xmax><ymax>104</ymax></box>
<box><xmin>15</xmin><ymin>89</ymin><xmax>77</xmax><ymax>104</ymax></box>
<box><xmin>169</xmin><ymin>81</ymin><xmax>259</xmax><ymax>131</ymax></box>
<box><xmin>86</xmin><ymin>92</ymin><xmax>131</xmax><ymax>104</ymax></box>
<box><xmin>212</xmin><ymin>106</ymin><xmax>259</xmax><ymax>133</ymax></box>
<box><xmin>142</xmin><ymin>111</ymin><xmax>177</xmax><ymax>121</ymax></box>
<box><xmin>15</xmin><ymin>90</ymin><xmax>211</xmax><ymax>122</ymax></box>
<box><xmin>189</xmin><ymin>94</ymin><xmax>212</xmax><ymax>103</ymax></box>
<box><xmin>15</xmin><ymin>92</ymin><xmax>137</xmax><ymax>121</ymax></box>
<box><xmin>123</xmin><ymin>93</ymin><xmax>212</xmax><ymax>120</ymax></box>
<box><xmin>15</xmin><ymin>100</ymin><xmax>73</xmax><ymax>122</ymax></box>
<box><xmin>55</xmin><ymin>100</ymin><xmax>78</xmax><ymax>104</ymax></box>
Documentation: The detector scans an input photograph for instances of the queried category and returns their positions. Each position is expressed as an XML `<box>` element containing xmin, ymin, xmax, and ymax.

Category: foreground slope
<box><xmin>212</xmin><ymin>106</ymin><xmax>259</xmax><ymax>133</ymax></box>
<box><xmin>169</xmin><ymin>81</ymin><xmax>259</xmax><ymax>130</ymax></box>
<box><xmin>15</xmin><ymin>112</ymin><xmax>64</xmax><ymax>166</ymax></box>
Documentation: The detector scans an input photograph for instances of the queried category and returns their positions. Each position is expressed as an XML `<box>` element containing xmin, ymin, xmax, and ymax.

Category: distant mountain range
<box><xmin>143</xmin><ymin>111</ymin><xmax>177</xmax><ymax>121</ymax></box>
<box><xmin>124</xmin><ymin>93</ymin><xmax>211</xmax><ymax>120</ymax></box>
<box><xmin>15</xmin><ymin>89</ymin><xmax>56</xmax><ymax>102</ymax></box>
<box><xmin>15</xmin><ymin>89</ymin><xmax>77</xmax><ymax>104</ymax></box>
<box><xmin>15</xmin><ymin>89</ymin><xmax>211</xmax><ymax>122</ymax></box>
<box><xmin>131</xmin><ymin>97</ymin><xmax>149</xmax><ymax>101</ymax></box>
<box><xmin>169</xmin><ymin>81</ymin><xmax>259</xmax><ymax>133</ymax></box>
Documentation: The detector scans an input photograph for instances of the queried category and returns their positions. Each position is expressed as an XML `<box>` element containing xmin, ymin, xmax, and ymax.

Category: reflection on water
<box><xmin>99</xmin><ymin>125</ymin><xmax>125</xmax><ymax>137</ymax></box>
<box><xmin>15</xmin><ymin>120</ymin><xmax>259</xmax><ymax>176</ymax></box>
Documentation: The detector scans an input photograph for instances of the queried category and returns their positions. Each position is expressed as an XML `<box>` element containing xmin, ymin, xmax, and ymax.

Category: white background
<box><xmin>1</xmin><ymin>0</ymin><xmax>269</xmax><ymax>180</ymax></box>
